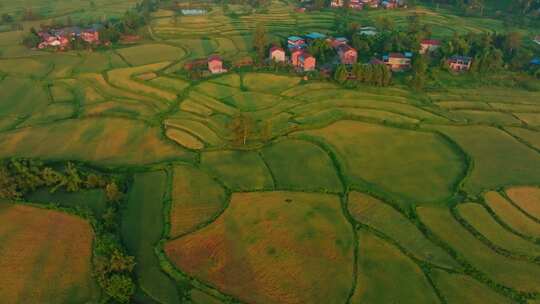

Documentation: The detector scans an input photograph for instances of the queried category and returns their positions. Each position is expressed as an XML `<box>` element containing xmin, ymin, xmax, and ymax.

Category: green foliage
<box><xmin>102</xmin><ymin>274</ymin><xmax>136</xmax><ymax>303</ymax></box>
<box><xmin>334</xmin><ymin>64</ymin><xmax>348</xmax><ymax>84</ymax></box>
<box><xmin>253</xmin><ymin>23</ymin><xmax>267</xmax><ymax>62</ymax></box>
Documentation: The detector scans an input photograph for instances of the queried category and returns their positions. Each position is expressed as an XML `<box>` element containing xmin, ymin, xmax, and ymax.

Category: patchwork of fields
<box><xmin>0</xmin><ymin>0</ymin><xmax>540</xmax><ymax>303</ymax></box>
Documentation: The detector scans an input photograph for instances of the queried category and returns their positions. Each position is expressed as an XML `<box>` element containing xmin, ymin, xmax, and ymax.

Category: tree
<box><xmin>375</xmin><ymin>16</ymin><xmax>394</xmax><ymax>32</ymax></box>
<box><xmin>109</xmin><ymin>249</ymin><xmax>136</xmax><ymax>273</ymax></box>
<box><xmin>334</xmin><ymin>64</ymin><xmax>348</xmax><ymax>84</ymax></box>
<box><xmin>503</xmin><ymin>31</ymin><xmax>522</xmax><ymax>55</ymax></box>
<box><xmin>64</xmin><ymin>162</ymin><xmax>83</xmax><ymax>192</ymax></box>
<box><xmin>1</xmin><ymin>13</ymin><xmax>13</xmax><ymax>24</ymax></box>
<box><xmin>103</xmin><ymin>274</ymin><xmax>135</xmax><ymax>303</ymax></box>
<box><xmin>308</xmin><ymin>38</ymin><xmax>333</xmax><ymax>63</ymax></box>
<box><xmin>105</xmin><ymin>182</ymin><xmax>123</xmax><ymax>203</ymax></box>
<box><xmin>253</xmin><ymin>23</ymin><xmax>267</xmax><ymax>62</ymax></box>
<box><xmin>411</xmin><ymin>55</ymin><xmax>428</xmax><ymax>91</ymax></box>
<box><xmin>229</xmin><ymin>114</ymin><xmax>254</xmax><ymax>146</ymax></box>
<box><xmin>22</xmin><ymin>27</ymin><xmax>40</xmax><ymax>48</ymax></box>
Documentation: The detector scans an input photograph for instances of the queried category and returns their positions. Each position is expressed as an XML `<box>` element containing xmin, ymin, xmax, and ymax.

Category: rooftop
<box><xmin>305</xmin><ymin>32</ymin><xmax>326</xmax><ymax>39</ymax></box>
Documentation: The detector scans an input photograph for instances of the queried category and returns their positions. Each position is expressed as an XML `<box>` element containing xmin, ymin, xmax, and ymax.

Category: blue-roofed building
<box><xmin>531</xmin><ymin>58</ymin><xmax>540</xmax><ymax>65</ymax></box>
<box><xmin>305</xmin><ymin>32</ymin><xmax>326</xmax><ymax>40</ymax></box>
<box><xmin>288</xmin><ymin>36</ymin><xmax>306</xmax><ymax>49</ymax></box>
<box><xmin>404</xmin><ymin>52</ymin><xmax>413</xmax><ymax>58</ymax></box>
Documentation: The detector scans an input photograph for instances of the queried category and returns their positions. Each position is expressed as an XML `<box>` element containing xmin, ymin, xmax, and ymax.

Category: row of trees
<box><xmin>334</xmin><ymin>63</ymin><xmax>393</xmax><ymax>86</ymax></box>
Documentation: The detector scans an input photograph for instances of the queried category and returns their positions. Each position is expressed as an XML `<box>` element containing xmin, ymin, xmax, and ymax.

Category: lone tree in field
<box><xmin>253</xmin><ymin>23</ymin><xmax>267</xmax><ymax>63</ymax></box>
<box><xmin>230</xmin><ymin>113</ymin><xmax>254</xmax><ymax>146</ymax></box>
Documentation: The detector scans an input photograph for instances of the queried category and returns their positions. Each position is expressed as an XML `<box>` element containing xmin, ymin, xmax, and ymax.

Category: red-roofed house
<box><xmin>447</xmin><ymin>55</ymin><xmax>472</xmax><ymax>72</ymax></box>
<box><xmin>208</xmin><ymin>55</ymin><xmax>226</xmax><ymax>74</ymax></box>
<box><xmin>291</xmin><ymin>48</ymin><xmax>304</xmax><ymax>66</ymax></box>
<box><xmin>338</xmin><ymin>45</ymin><xmax>358</xmax><ymax>64</ymax></box>
<box><xmin>269</xmin><ymin>46</ymin><xmax>285</xmax><ymax>63</ymax></box>
<box><xmin>420</xmin><ymin>39</ymin><xmax>441</xmax><ymax>54</ymax></box>
<box><xmin>81</xmin><ymin>29</ymin><xmax>100</xmax><ymax>44</ymax></box>
<box><xmin>299</xmin><ymin>53</ymin><xmax>316</xmax><ymax>71</ymax></box>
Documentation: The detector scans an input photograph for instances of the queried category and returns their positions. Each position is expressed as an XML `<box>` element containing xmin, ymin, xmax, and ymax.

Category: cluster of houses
<box><xmin>267</xmin><ymin>33</ymin><xmax>358</xmax><ymax>72</ymax></box>
<box><xmin>329</xmin><ymin>0</ymin><xmax>405</xmax><ymax>10</ymax></box>
<box><xmin>188</xmin><ymin>30</ymin><xmax>540</xmax><ymax>77</ymax></box>
<box><xmin>37</xmin><ymin>25</ymin><xmax>101</xmax><ymax>50</ymax></box>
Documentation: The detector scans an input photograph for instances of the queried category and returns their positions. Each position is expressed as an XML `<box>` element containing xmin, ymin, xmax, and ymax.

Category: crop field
<box><xmin>418</xmin><ymin>206</ymin><xmax>540</xmax><ymax>293</ymax></box>
<box><xmin>352</xmin><ymin>230</ymin><xmax>439</xmax><ymax>304</ymax></box>
<box><xmin>165</xmin><ymin>191</ymin><xmax>354</xmax><ymax>304</ymax></box>
<box><xmin>122</xmin><ymin>171</ymin><xmax>180</xmax><ymax>304</ymax></box>
<box><xmin>1</xmin><ymin>0</ymin><xmax>540</xmax><ymax>302</ymax></box>
<box><xmin>505</xmin><ymin>186</ymin><xmax>540</xmax><ymax>220</ymax></box>
<box><xmin>0</xmin><ymin>201</ymin><xmax>99</xmax><ymax>303</ymax></box>
<box><xmin>484</xmin><ymin>191</ymin><xmax>540</xmax><ymax>239</ymax></box>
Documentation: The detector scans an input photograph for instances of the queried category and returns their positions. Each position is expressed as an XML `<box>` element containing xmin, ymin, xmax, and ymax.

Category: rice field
<box><xmin>418</xmin><ymin>206</ymin><xmax>540</xmax><ymax>293</ymax></box>
<box><xmin>351</xmin><ymin>230</ymin><xmax>439</xmax><ymax>304</ymax></box>
<box><xmin>484</xmin><ymin>191</ymin><xmax>540</xmax><ymax>239</ymax></box>
<box><xmin>348</xmin><ymin>191</ymin><xmax>457</xmax><ymax>268</ymax></box>
<box><xmin>0</xmin><ymin>201</ymin><xmax>99</xmax><ymax>304</ymax></box>
<box><xmin>169</xmin><ymin>165</ymin><xmax>227</xmax><ymax>238</ymax></box>
<box><xmin>165</xmin><ymin>191</ymin><xmax>354</xmax><ymax>304</ymax></box>
<box><xmin>505</xmin><ymin>186</ymin><xmax>540</xmax><ymax>220</ymax></box>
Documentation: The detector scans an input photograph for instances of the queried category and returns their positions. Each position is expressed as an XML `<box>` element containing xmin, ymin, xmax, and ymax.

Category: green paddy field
<box><xmin>0</xmin><ymin>0</ymin><xmax>540</xmax><ymax>303</ymax></box>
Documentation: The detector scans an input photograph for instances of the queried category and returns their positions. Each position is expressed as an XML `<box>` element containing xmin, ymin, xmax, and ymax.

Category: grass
<box><xmin>116</xmin><ymin>44</ymin><xmax>187</xmax><ymax>66</ymax></box>
<box><xmin>457</xmin><ymin>203</ymin><xmax>540</xmax><ymax>256</ymax></box>
<box><xmin>484</xmin><ymin>191</ymin><xmax>540</xmax><ymax>239</ymax></box>
<box><xmin>0</xmin><ymin>78</ymin><xmax>50</xmax><ymax>117</ymax></box>
<box><xmin>148</xmin><ymin>76</ymin><xmax>190</xmax><ymax>92</ymax></box>
<box><xmin>505</xmin><ymin>127</ymin><xmax>540</xmax><ymax>150</ymax></box>
<box><xmin>418</xmin><ymin>206</ymin><xmax>540</xmax><ymax>293</ymax></box>
<box><xmin>122</xmin><ymin>170</ymin><xmax>180</xmax><ymax>304</ymax></box>
<box><xmin>169</xmin><ymin>165</ymin><xmax>227</xmax><ymax>238</ymax></box>
<box><xmin>351</xmin><ymin>230</ymin><xmax>439</xmax><ymax>304</ymax></box>
<box><xmin>348</xmin><ymin>191</ymin><xmax>457</xmax><ymax>269</ymax></box>
<box><xmin>0</xmin><ymin>117</ymin><xmax>193</xmax><ymax>165</ymax></box>
<box><xmin>107</xmin><ymin>63</ymin><xmax>178</xmax><ymax>102</ymax></box>
<box><xmin>433</xmin><ymin>125</ymin><xmax>540</xmax><ymax>195</ymax></box>
<box><xmin>165</xmin><ymin>191</ymin><xmax>354</xmax><ymax>304</ymax></box>
<box><xmin>200</xmin><ymin>150</ymin><xmax>274</xmax><ymax>191</ymax></box>
<box><xmin>27</xmin><ymin>188</ymin><xmax>107</xmax><ymax>217</ymax></box>
<box><xmin>431</xmin><ymin>269</ymin><xmax>512</xmax><ymax>304</ymax></box>
<box><xmin>300</xmin><ymin>121</ymin><xmax>465</xmax><ymax>204</ymax></box>
<box><xmin>165</xmin><ymin>128</ymin><xmax>205</xmax><ymax>150</ymax></box>
<box><xmin>0</xmin><ymin>201</ymin><xmax>99</xmax><ymax>303</ymax></box>
<box><xmin>242</xmin><ymin>73</ymin><xmax>300</xmax><ymax>94</ymax></box>
<box><xmin>0</xmin><ymin>58</ymin><xmax>50</xmax><ymax>77</ymax></box>
<box><xmin>506</xmin><ymin>186</ymin><xmax>540</xmax><ymax>220</ymax></box>
<box><xmin>260</xmin><ymin>139</ymin><xmax>343</xmax><ymax>193</ymax></box>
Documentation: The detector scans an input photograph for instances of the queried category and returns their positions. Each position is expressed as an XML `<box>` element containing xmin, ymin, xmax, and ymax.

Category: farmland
<box><xmin>0</xmin><ymin>0</ymin><xmax>539</xmax><ymax>303</ymax></box>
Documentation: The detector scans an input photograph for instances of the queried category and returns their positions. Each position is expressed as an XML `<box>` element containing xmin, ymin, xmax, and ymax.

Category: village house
<box><xmin>269</xmin><ymin>46</ymin><xmax>286</xmax><ymax>63</ymax></box>
<box><xmin>337</xmin><ymin>45</ymin><xmax>358</xmax><ymax>65</ymax></box>
<box><xmin>530</xmin><ymin>58</ymin><xmax>540</xmax><ymax>66</ymax></box>
<box><xmin>534</xmin><ymin>36</ymin><xmax>540</xmax><ymax>45</ymax></box>
<box><xmin>299</xmin><ymin>52</ymin><xmax>316</xmax><ymax>71</ymax></box>
<box><xmin>383</xmin><ymin>52</ymin><xmax>412</xmax><ymax>71</ymax></box>
<box><xmin>290</xmin><ymin>48</ymin><xmax>304</xmax><ymax>66</ymax></box>
<box><xmin>287</xmin><ymin>36</ymin><xmax>306</xmax><ymax>50</ymax></box>
<box><xmin>81</xmin><ymin>28</ymin><xmax>100</xmax><ymax>44</ymax></box>
<box><xmin>331</xmin><ymin>0</ymin><xmax>343</xmax><ymax>8</ymax></box>
<box><xmin>420</xmin><ymin>39</ymin><xmax>441</xmax><ymax>54</ymax></box>
<box><xmin>350</xmin><ymin>0</ymin><xmax>364</xmax><ymax>9</ymax></box>
<box><xmin>208</xmin><ymin>55</ymin><xmax>226</xmax><ymax>74</ymax></box>
<box><xmin>291</xmin><ymin>48</ymin><xmax>316</xmax><ymax>71</ymax></box>
<box><xmin>447</xmin><ymin>55</ymin><xmax>472</xmax><ymax>72</ymax></box>
<box><xmin>362</xmin><ymin>0</ymin><xmax>379</xmax><ymax>8</ymax></box>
